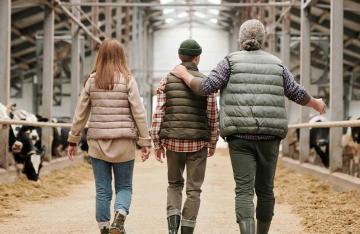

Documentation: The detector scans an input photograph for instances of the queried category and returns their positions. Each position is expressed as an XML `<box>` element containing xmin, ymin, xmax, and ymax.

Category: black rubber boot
<box><xmin>109</xmin><ymin>211</ymin><xmax>126</xmax><ymax>234</ymax></box>
<box><xmin>239</xmin><ymin>218</ymin><xmax>255</xmax><ymax>234</ymax></box>
<box><xmin>181</xmin><ymin>226</ymin><xmax>194</xmax><ymax>234</ymax></box>
<box><xmin>167</xmin><ymin>215</ymin><xmax>181</xmax><ymax>234</ymax></box>
<box><xmin>256</xmin><ymin>220</ymin><xmax>271</xmax><ymax>234</ymax></box>
<box><xmin>100</xmin><ymin>227</ymin><xmax>109</xmax><ymax>234</ymax></box>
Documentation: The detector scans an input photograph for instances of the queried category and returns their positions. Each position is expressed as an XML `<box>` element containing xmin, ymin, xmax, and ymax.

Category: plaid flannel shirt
<box><xmin>151</xmin><ymin>76</ymin><xmax>219</xmax><ymax>153</ymax></box>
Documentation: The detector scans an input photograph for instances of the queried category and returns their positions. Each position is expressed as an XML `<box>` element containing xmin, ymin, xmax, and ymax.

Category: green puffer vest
<box><xmin>159</xmin><ymin>62</ymin><xmax>211</xmax><ymax>140</ymax></box>
<box><xmin>219</xmin><ymin>50</ymin><xmax>288</xmax><ymax>139</ymax></box>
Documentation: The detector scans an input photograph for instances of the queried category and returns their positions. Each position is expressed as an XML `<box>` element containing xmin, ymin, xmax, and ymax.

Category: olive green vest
<box><xmin>159</xmin><ymin>62</ymin><xmax>211</xmax><ymax>140</ymax></box>
<box><xmin>219</xmin><ymin>50</ymin><xmax>288</xmax><ymax>139</ymax></box>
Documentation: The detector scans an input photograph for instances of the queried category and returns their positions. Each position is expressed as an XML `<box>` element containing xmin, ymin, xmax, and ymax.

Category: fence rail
<box><xmin>288</xmin><ymin>120</ymin><xmax>360</xmax><ymax>129</ymax></box>
<box><xmin>0</xmin><ymin>119</ymin><xmax>72</xmax><ymax>128</ymax></box>
<box><xmin>1</xmin><ymin>119</ymin><xmax>360</xmax><ymax>129</ymax></box>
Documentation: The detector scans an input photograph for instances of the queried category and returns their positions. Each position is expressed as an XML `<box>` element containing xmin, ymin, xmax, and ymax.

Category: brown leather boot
<box><xmin>100</xmin><ymin>227</ymin><xmax>109</xmax><ymax>234</ymax></box>
<box><xmin>109</xmin><ymin>211</ymin><xmax>126</xmax><ymax>234</ymax></box>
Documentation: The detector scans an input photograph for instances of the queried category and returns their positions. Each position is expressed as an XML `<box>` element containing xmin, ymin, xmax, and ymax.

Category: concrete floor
<box><xmin>0</xmin><ymin>153</ymin><xmax>303</xmax><ymax>234</ymax></box>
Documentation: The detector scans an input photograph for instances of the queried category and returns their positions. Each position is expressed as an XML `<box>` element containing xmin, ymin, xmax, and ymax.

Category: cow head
<box><xmin>23</xmin><ymin>150</ymin><xmax>45</xmax><ymax>181</ymax></box>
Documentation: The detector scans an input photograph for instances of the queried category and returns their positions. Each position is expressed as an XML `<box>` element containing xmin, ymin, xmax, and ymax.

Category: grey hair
<box><xmin>238</xmin><ymin>19</ymin><xmax>266</xmax><ymax>51</ymax></box>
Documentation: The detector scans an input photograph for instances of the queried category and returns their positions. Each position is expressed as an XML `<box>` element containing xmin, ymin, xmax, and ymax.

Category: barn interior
<box><xmin>0</xmin><ymin>0</ymin><xmax>360</xmax><ymax>195</ymax></box>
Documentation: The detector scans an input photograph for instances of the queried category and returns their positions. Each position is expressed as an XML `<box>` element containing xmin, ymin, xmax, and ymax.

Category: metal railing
<box><xmin>1</xmin><ymin>119</ymin><xmax>360</xmax><ymax>172</ymax></box>
<box><xmin>288</xmin><ymin>120</ymin><xmax>360</xmax><ymax>129</ymax></box>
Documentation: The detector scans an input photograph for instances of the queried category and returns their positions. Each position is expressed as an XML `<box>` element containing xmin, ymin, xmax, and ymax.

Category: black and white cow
<box><xmin>12</xmin><ymin>125</ymin><xmax>45</xmax><ymax>181</ymax></box>
<box><xmin>295</xmin><ymin>115</ymin><xmax>329</xmax><ymax>168</ymax></box>
<box><xmin>0</xmin><ymin>104</ymin><xmax>45</xmax><ymax>181</ymax></box>
<box><xmin>309</xmin><ymin>116</ymin><xmax>329</xmax><ymax>168</ymax></box>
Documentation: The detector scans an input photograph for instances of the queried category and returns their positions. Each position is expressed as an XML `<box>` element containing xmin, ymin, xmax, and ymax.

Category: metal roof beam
<box><xmin>60</xmin><ymin>1</ymin><xmax>299</xmax><ymax>8</ymax></box>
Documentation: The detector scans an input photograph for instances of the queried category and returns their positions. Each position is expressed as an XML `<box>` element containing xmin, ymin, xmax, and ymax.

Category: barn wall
<box><xmin>153</xmin><ymin>23</ymin><xmax>230</xmax><ymax>81</ymax></box>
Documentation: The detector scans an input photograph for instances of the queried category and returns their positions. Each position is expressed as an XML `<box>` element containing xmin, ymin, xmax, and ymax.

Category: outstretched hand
<box><xmin>307</xmin><ymin>97</ymin><xmax>326</xmax><ymax>115</ymax></box>
<box><xmin>155</xmin><ymin>147</ymin><xmax>166</xmax><ymax>163</ymax></box>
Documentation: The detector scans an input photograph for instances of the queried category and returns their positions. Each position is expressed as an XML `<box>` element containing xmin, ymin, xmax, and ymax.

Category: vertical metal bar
<box><xmin>268</xmin><ymin>0</ymin><xmax>276</xmax><ymax>53</ymax></box>
<box><xmin>281</xmin><ymin>10</ymin><xmax>292</xmax><ymax>157</ymax></box>
<box><xmin>105</xmin><ymin>0</ymin><xmax>112</xmax><ymax>38</ymax></box>
<box><xmin>329</xmin><ymin>0</ymin><xmax>344</xmax><ymax>172</ymax></box>
<box><xmin>91</xmin><ymin>0</ymin><xmax>99</xmax><ymax>52</ymax></box>
<box><xmin>116</xmin><ymin>4</ymin><xmax>123</xmax><ymax>41</ymax></box>
<box><xmin>41</xmin><ymin>5</ymin><xmax>55</xmax><ymax>161</ymax></box>
<box><xmin>124</xmin><ymin>0</ymin><xmax>131</xmax><ymax>54</ymax></box>
<box><xmin>299</xmin><ymin>0</ymin><xmax>311</xmax><ymax>164</ymax></box>
<box><xmin>0</xmin><ymin>0</ymin><xmax>11</xmax><ymax>169</ymax></box>
<box><xmin>147</xmin><ymin>27</ymin><xmax>154</xmax><ymax>125</ymax></box>
<box><xmin>35</xmin><ymin>39</ymin><xmax>43</xmax><ymax>115</ymax></box>
<box><xmin>71</xmin><ymin>0</ymin><xmax>81</xmax><ymax>116</ymax></box>
<box><xmin>130</xmin><ymin>5</ymin><xmax>138</xmax><ymax>74</ymax></box>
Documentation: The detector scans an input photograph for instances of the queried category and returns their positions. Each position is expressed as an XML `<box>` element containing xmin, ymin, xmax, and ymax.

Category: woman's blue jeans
<box><xmin>90</xmin><ymin>157</ymin><xmax>134</xmax><ymax>223</ymax></box>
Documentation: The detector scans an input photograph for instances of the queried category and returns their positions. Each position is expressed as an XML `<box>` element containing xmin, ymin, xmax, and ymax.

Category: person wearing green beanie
<box><xmin>151</xmin><ymin>39</ymin><xmax>219</xmax><ymax>234</ymax></box>
<box><xmin>178</xmin><ymin>39</ymin><xmax>203</xmax><ymax>57</ymax></box>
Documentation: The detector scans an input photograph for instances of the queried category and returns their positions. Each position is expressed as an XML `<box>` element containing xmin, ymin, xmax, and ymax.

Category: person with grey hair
<box><xmin>171</xmin><ymin>19</ymin><xmax>326</xmax><ymax>234</ymax></box>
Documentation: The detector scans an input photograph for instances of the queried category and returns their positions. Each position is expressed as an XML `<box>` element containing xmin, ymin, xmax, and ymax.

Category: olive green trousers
<box><xmin>228</xmin><ymin>138</ymin><xmax>280</xmax><ymax>223</ymax></box>
<box><xmin>166</xmin><ymin>148</ymin><xmax>207</xmax><ymax>228</ymax></box>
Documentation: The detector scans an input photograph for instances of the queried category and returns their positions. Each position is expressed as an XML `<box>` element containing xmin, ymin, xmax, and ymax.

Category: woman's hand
<box><xmin>208</xmin><ymin>148</ymin><xmax>216</xmax><ymax>157</ymax></box>
<box><xmin>67</xmin><ymin>145</ymin><xmax>77</xmax><ymax>160</ymax></box>
<box><xmin>141</xmin><ymin>146</ymin><xmax>151</xmax><ymax>162</ymax></box>
<box><xmin>155</xmin><ymin>147</ymin><xmax>166</xmax><ymax>163</ymax></box>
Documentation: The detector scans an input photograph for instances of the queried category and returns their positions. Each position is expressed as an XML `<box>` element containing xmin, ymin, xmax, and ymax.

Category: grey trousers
<box><xmin>166</xmin><ymin>148</ymin><xmax>207</xmax><ymax>227</ymax></box>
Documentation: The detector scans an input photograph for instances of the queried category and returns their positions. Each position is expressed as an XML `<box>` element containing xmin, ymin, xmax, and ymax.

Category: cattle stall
<box><xmin>282</xmin><ymin>119</ymin><xmax>360</xmax><ymax>191</ymax></box>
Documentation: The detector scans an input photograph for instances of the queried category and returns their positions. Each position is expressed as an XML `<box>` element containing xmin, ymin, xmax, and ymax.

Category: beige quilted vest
<box><xmin>87</xmin><ymin>75</ymin><xmax>138</xmax><ymax>140</ymax></box>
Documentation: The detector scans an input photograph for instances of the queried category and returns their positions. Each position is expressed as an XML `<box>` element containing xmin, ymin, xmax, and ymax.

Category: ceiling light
<box><xmin>160</xmin><ymin>0</ymin><xmax>173</xmax><ymax>4</ymax></box>
<box><xmin>163</xmin><ymin>9</ymin><xmax>175</xmax><ymax>15</ymax></box>
<box><xmin>208</xmin><ymin>0</ymin><xmax>221</xmax><ymax>4</ymax></box>
<box><xmin>177</xmin><ymin>12</ymin><xmax>189</xmax><ymax>18</ymax></box>
<box><xmin>210</xmin><ymin>18</ymin><xmax>218</xmax><ymax>24</ymax></box>
<box><xmin>209</xmin><ymin>9</ymin><xmax>220</xmax><ymax>15</ymax></box>
<box><xmin>194</xmin><ymin>11</ymin><xmax>206</xmax><ymax>18</ymax></box>
<box><xmin>165</xmin><ymin>18</ymin><xmax>174</xmax><ymax>23</ymax></box>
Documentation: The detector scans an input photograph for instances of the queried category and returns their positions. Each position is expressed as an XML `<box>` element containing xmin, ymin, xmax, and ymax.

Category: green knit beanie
<box><xmin>178</xmin><ymin>39</ymin><xmax>202</xmax><ymax>56</ymax></box>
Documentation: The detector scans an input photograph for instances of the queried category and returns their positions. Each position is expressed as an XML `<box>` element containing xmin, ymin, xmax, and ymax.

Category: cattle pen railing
<box><xmin>1</xmin><ymin>119</ymin><xmax>360</xmax><ymax>188</ymax></box>
<box><xmin>283</xmin><ymin>119</ymin><xmax>360</xmax><ymax>192</ymax></box>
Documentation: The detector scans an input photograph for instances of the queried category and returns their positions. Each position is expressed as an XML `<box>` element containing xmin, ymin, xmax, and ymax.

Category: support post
<box><xmin>268</xmin><ymin>0</ymin><xmax>276</xmax><ymax>53</ymax></box>
<box><xmin>147</xmin><ymin>27</ymin><xmax>154</xmax><ymax>125</ymax></box>
<box><xmin>116</xmin><ymin>4</ymin><xmax>123</xmax><ymax>41</ymax></box>
<box><xmin>105</xmin><ymin>0</ymin><xmax>112</xmax><ymax>38</ymax></box>
<box><xmin>124</xmin><ymin>1</ymin><xmax>131</xmax><ymax>55</ymax></box>
<box><xmin>130</xmin><ymin>5</ymin><xmax>139</xmax><ymax>74</ymax></box>
<box><xmin>0</xmin><ymin>0</ymin><xmax>11</xmax><ymax>169</ymax></box>
<box><xmin>91</xmin><ymin>0</ymin><xmax>99</xmax><ymax>52</ymax></box>
<box><xmin>329</xmin><ymin>0</ymin><xmax>344</xmax><ymax>172</ymax></box>
<box><xmin>71</xmin><ymin>0</ymin><xmax>81</xmax><ymax>117</ymax></box>
<box><xmin>41</xmin><ymin>5</ymin><xmax>55</xmax><ymax>161</ymax></box>
<box><xmin>281</xmin><ymin>10</ymin><xmax>292</xmax><ymax>157</ymax></box>
<box><xmin>299</xmin><ymin>0</ymin><xmax>311</xmax><ymax>163</ymax></box>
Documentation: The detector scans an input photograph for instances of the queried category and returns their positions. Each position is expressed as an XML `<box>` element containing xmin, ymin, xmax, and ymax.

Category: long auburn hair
<box><xmin>92</xmin><ymin>39</ymin><xmax>132</xmax><ymax>90</ymax></box>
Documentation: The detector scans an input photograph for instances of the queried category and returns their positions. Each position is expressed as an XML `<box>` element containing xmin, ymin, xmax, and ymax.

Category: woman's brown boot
<box><xmin>109</xmin><ymin>211</ymin><xmax>126</xmax><ymax>234</ymax></box>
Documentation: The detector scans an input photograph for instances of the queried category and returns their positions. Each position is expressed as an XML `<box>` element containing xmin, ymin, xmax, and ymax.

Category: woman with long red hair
<box><xmin>67</xmin><ymin>39</ymin><xmax>151</xmax><ymax>234</ymax></box>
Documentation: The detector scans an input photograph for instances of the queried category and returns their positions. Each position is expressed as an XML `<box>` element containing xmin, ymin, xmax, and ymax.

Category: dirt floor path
<box><xmin>0</xmin><ymin>153</ymin><xmax>303</xmax><ymax>234</ymax></box>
